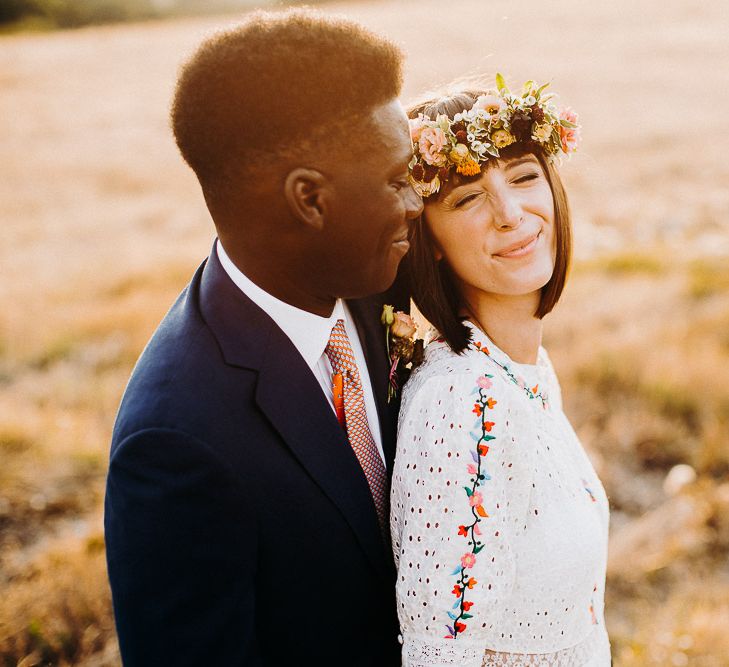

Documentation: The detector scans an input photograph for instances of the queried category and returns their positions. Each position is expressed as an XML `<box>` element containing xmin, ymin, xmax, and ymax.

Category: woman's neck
<box><xmin>462</xmin><ymin>292</ymin><xmax>543</xmax><ymax>365</ymax></box>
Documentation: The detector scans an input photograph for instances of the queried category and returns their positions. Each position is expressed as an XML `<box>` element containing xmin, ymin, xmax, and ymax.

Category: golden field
<box><xmin>1</xmin><ymin>0</ymin><xmax>728</xmax><ymax>664</ymax></box>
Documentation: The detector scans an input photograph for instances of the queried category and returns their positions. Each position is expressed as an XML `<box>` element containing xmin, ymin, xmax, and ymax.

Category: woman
<box><xmin>390</xmin><ymin>77</ymin><xmax>611</xmax><ymax>666</ymax></box>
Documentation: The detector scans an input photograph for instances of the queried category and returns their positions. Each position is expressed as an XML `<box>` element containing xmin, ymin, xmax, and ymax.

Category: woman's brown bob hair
<box><xmin>404</xmin><ymin>89</ymin><xmax>573</xmax><ymax>353</ymax></box>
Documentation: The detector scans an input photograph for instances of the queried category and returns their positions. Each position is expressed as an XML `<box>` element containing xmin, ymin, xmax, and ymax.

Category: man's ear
<box><xmin>284</xmin><ymin>168</ymin><xmax>329</xmax><ymax>231</ymax></box>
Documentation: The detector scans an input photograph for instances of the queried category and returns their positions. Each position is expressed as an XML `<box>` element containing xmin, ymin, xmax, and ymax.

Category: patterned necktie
<box><xmin>325</xmin><ymin>319</ymin><xmax>389</xmax><ymax>537</ymax></box>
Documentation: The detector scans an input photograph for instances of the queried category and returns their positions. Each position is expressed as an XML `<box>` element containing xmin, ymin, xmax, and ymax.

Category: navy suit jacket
<box><xmin>105</xmin><ymin>246</ymin><xmax>408</xmax><ymax>666</ymax></box>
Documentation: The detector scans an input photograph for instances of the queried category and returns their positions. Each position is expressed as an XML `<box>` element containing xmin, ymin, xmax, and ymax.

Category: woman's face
<box><xmin>424</xmin><ymin>153</ymin><xmax>556</xmax><ymax>307</ymax></box>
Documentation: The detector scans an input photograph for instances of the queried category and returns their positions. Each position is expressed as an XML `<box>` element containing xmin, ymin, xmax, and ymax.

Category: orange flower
<box><xmin>458</xmin><ymin>525</ymin><xmax>469</xmax><ymax>537</ymax></box>
<box><xmin>532</xmin><ymin>384</ymin><xmax>539</xmax><ymax>394</ymax></box>
<box><xmin>484</xmin><ymin>421</ymin><xmax>495</xmax><ymax>432</ymax></box>
<box><xmin>456</xmin><ymin>158</ymin><xmax>481</xmax><ymax>176</ymax></box>
<box><xmin>454</xmin><ymin>621</ymin><xmax>467</xmax><ymax>634</ymax></box>
<box><xmin>466</xmin><ymin>578</ymin><xmax>478</xmax><ymax>589</ymax></box>
<box><xmin>472</xmin><ymin>403</ymin><xmax>483</xmax><ymax>416</ymax></box>
<box><xmin>452</xmin><ymin>585</ymin><xmax>463</xmax><ymax>596</ymax></box>
<box><xmin>462</xmin><ymin>601</ymin><xmax>474</xmax><ymax>611</ymax></box>
<box><xmin>478</xmin><ymin>444</ymin><xmax>489</xmax><ymax>456</ymax></box>
<box><xmin>476</xmin><ymin>505</ymin><xmax>489</xmax><ymax>518</ymax></box>
<box><xmin>486</xmin><ymin>397</ymin><xmax>498</xmax><ymax>409</ymax></box>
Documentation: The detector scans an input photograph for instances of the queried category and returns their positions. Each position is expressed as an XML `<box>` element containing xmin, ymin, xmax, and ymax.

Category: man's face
<box><xmin>317</xmin><ymin>99</ymin><xmax>423</xmax><ymax>299</ymax></box>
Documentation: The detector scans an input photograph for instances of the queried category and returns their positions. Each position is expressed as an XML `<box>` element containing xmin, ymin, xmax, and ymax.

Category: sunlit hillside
<box><xmin>1</xmin><ymin>1</ymin><xmax>728</xmax><ymax>664</ymax></box>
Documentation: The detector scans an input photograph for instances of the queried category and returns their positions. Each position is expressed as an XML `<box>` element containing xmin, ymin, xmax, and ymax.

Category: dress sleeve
<box><xmin>391</xmin><ymin>370</ymin><xmax>534</xmax><ymax>667</ymax></box>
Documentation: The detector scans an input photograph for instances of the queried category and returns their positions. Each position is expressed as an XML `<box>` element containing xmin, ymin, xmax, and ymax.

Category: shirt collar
<box><xmin>216</xmin><ymin>240</ymin><xmax>346</xmax><ymax>372</ymax></box>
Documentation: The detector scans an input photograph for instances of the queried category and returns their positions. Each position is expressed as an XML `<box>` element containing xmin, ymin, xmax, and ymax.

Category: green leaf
<box><xmin>464</xmin><ymin>486</ymin><xmax>473</xmax><ymax>496</ymax></box>
<box><xmin>560</xmin><ymin>119</ymin><xmax>578</xmax><ymax>129</ymax></box>
<box><xmin>536</xmin><ymin>82</ymin><xmax>551</xmax><ymax>98</ymax></box>
<box><xmin>495</xmin><ymin>72</ymin><xmax>507</xmax><ymax>93</ymax></box>
<box><xmin>473</xmin><ymin>544</ymin><xmax>484</xmax><ymax>554</ymax></box>
<box><xmin>482</xmin><ymin>434</ymin><xmax>495</xmax><ymax>441</ymax></box>
<box><xmin>461</xmin><ymin>613</ymin><xmax>474</xmax><ymax>619</ymax></box>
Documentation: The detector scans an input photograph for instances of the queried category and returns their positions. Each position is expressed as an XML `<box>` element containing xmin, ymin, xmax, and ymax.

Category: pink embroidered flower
<box><xmin>477</xmin><ymin>376</ymin><xmax>493</xmax><ymax>390</ymax></box>
<box><xmin>467</xmin><ymin>463</ymin><xmax>478</xmax><ymax>475</ymax></box>
<box><xmin>418</xmin><ymin>126</ymin><xmax>448</xmax><ymax>167</ymax></box>
<box><xmin>469</xmin><ymin>491</ymin><xmax>483</xmax><ymax>507</ymax></box>
<box><xmin>473</xmin><ymin>523</ymin><xmax>482</xmax><ymax>536</ymax></box>
<box><xmin>461</xmin><ymin>552</ymin><xmax>477</xmax><ymax>569</ymax></box>
<box><xmin>516</xmin><ymin>376</ymin><xmax>526</xmax><ymax>389</ymax></box>
<box><xmin>558</xmin><ymin>108</ymin><xmax>581</xmax><ymax>153</ymax></box>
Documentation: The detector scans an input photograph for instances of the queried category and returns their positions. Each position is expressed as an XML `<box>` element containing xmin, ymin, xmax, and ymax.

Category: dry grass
<box><xmin>2</xmin><ymin>0</ymin><xmax>729</xmax><ymax>664</ymax></box>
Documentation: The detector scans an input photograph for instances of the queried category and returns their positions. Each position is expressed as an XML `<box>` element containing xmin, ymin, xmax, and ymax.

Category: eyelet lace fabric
<box><xmin>403</xmin><ymin>624</ymin><xmax>610</xmax><ymax>666</ymax></box>
<box><xmin>392</xmin><ymin>325</ymin><xmax>611</xmax><ymax>667</ymax></box>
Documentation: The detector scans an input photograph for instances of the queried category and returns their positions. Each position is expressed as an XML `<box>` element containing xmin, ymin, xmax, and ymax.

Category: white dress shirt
<box><xmin>216</xmin><ymin>240</ymin><xmax>385</xmax><ymax>465</ymax></box>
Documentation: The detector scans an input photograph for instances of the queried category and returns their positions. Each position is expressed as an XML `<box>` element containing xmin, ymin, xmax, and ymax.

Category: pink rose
<box><xmin>391</xmin><ymin>312</ymin><xmax>417</xmax><ymax>338</ymax></box>
<box><xmin>469</xmin><ymin>491</ymin><xmax>483</xmax><ymax>507</ymax></box>
<box><xmin>461</xmin><ymin>552</ymin><xmax>477</xmax><ymax>569</ymax></box>
<box><xmin>418</xmin><ymin>126</ymin><xmax>448</xmax><ymax>167</ymax></box>
<box><xmin>558</xmin><ymin>108</ymin><xmax>581</xmax><ymax>153</ymax></box>
<box><xmin>477</xmin><ymin>376</ymin><xmax>493</xmax><ymax>390</ymax></box>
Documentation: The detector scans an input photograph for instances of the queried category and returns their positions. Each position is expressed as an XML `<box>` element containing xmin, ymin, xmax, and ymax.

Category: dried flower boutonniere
<box><xmin>381</xmin><ymin>304</ymin><xmax>424</xmax><ymax>402</ymax></box>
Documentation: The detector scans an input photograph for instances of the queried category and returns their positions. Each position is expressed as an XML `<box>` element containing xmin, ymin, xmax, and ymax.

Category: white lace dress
<box><xmin>391</xmin><ymin>323</ymin><xmax>611</xmax><ymax>666</ymax></box>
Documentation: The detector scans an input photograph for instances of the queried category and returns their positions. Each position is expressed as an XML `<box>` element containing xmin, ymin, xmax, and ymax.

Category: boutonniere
<box><xmin>381</xmin><ymin>304</ymin><xmax>424</xmax><ymax>402</ymax></box>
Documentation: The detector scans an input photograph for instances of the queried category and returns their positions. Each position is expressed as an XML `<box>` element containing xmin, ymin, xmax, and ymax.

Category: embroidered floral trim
<box><xmin>471</xmin><ymin>340</ymin><xmax>549</xmax><ymax>410</ymax></box>
<box><xmin>589</xmin><ymin>583</ymin><xmax>599</xmax><ymax>625</ymax></box>
<box><xmin>445</xmin><ymin>373</ymin><xmax>497</xmax><ymax>639</ymax></box>
<box><xmin>582</xmin><ymin>478</ymin><xmax>597</xmax><ymax>503</ymax></box>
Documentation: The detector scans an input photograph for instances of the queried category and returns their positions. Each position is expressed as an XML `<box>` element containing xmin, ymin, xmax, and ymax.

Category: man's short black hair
<box><xmin>171</xmin><ymin>9</ymin><xmax>404</xmax><ymax>196</ymax></box>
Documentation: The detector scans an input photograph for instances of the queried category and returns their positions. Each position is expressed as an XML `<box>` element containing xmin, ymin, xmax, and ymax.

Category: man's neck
<box><xmin>218</xmin><ymin>240</ymin><xmax>337</xmax><ymax>317</ymax></box>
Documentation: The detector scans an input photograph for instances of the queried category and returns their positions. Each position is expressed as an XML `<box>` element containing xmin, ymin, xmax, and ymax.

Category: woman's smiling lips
<box><xmin>493</xmin><ymin>231</ymin><xmax>541</xmax><ymax>258</ymax></box>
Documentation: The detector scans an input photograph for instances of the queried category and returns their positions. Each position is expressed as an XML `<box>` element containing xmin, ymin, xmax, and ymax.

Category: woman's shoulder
<box><xmin>401</xmin><ymin>333</ymin><xmax>518</xmax><ymax>411</ymax></box>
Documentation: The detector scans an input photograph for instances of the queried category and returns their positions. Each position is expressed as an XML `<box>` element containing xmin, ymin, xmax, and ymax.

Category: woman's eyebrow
<box><xmin>504</xmin><ymin>157</ymin><xmax>539</xmax><ymax>170</ymax></box>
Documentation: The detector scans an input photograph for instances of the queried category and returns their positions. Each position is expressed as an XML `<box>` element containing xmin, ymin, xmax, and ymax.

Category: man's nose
<box><xmin>404</xmin><ymin>184</ymin><xmax>424</xmax><ymax>220</ymax></box>
<box><xmin>492</xmin><ymin>192</ymin><xmax>522</xmax><ymax>230</ymax></box>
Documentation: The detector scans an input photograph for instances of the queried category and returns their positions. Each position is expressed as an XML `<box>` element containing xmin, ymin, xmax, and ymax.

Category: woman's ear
<box><xmin>284</xmin><ymin>168</ymin><xmax>329</xmax><ymax>231</ymax></box>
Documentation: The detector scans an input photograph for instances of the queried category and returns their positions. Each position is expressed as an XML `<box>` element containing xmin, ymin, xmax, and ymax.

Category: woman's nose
<box><xmin>492</xmin><ymin>192</ymin><xmax>523</xmax><ymax>230</ymax></box>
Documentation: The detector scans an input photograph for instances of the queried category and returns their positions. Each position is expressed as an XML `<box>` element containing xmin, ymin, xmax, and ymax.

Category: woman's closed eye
<box><xmin>512</xmin><ymin>171</ymin><xmax>540</xmax><ymax>185</ymax></box>
<box><xmin>453</xmin><ymin>192</ymin><xmax>482</xmax><ymax>208</ymax></box>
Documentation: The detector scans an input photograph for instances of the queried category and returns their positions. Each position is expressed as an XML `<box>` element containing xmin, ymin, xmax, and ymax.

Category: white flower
<box><xmin>532</xmin><ymin>123</ymin><xmax>553</xmax><ymax>143</ymax></box>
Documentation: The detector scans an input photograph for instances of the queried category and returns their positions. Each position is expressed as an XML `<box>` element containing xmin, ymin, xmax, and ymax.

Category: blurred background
<box><xmin>1</xmin><ymin>0</ymin><xmax>728</xmax><ymax>665</ymax></box>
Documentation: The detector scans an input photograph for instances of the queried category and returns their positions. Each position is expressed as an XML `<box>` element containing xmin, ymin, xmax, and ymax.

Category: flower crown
<box><xmin>408</xmin><ymin>74</ymin><xmax>581</xmax><ymax>197</ymax></box>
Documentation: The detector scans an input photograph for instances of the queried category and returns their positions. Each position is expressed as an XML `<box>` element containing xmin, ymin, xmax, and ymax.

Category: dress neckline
<box><xmin>463</xmin><ymin>320</ymin><xmax>551</xmax><ymax>409</ymax></box>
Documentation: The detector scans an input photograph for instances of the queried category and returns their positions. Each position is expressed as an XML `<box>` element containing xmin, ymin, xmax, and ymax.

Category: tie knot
<box><xmin>325</xmin><ymin>319</ymin><xmax>356</xmax><ymax>375</ymax></box>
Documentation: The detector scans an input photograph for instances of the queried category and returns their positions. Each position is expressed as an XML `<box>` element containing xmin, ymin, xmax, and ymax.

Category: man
<box><xmin>104</xmin><ymin>9</ymin><xmax>422</xmax><ymax>666</ymax></box>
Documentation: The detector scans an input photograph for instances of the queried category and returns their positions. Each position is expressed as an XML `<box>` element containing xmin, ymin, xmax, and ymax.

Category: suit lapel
<box><xmin>198</xmin><ymin>248</ymin><xmax>390</xmax><ymax>577</ymax></box>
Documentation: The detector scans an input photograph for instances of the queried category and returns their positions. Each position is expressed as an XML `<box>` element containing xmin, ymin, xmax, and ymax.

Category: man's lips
<box><xmin>493</xmin><ymin>231</ymin><xmax>541</xmax><ymax>258</ymax></box>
